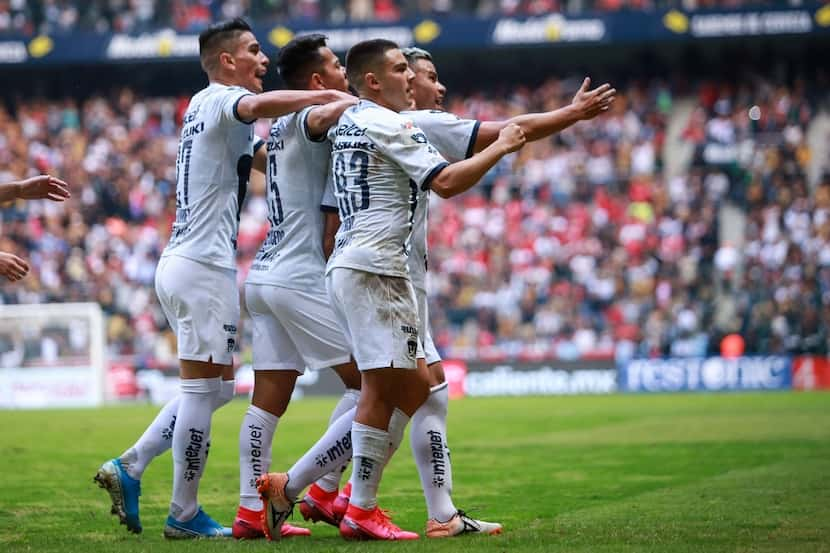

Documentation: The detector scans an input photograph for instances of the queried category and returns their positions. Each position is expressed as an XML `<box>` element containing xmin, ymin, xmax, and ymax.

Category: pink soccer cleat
<box><xmin>299</xmin><ymin>483</ymin><xmax>341</xmax><ymax>527</ymax></box>
<box><xmin>339</xmin><ymin>503</ymin><xmax>419</xmax><ymax>541</ymax></box>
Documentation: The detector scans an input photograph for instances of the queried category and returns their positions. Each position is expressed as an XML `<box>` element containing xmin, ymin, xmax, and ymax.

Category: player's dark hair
<box><xmin>198</xmin><ymin>17</ymin><xmax>253</xmax><ymax>74</ymax></box>
<box><xmin>345</xmin><ymin>39</ymin><xmax>399</xmax><ymax>93</ymax></box>
<box><xmin>277</xmin><ymin>33</ymin><xmax>328</xmax><ymax>90</ymax></box>
<box><xmin>401</xmin><ymin>47</ymin><xmax>433</xmax><ymax>67</ymax></box>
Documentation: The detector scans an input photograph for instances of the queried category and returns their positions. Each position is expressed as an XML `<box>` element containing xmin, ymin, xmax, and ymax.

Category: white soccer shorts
<box><xmin>326</xmin><ymin>267</ymin><xmax>424</xmax><ymax>371</ymax></box>
<box><xmin>415</xmin><ymin>287</ymin><xmax>442</xmax><ymax>366</ymax></box>
<box><xmin>244</xmin><ymin>282</ymin><xmax>352</xmax><ymax>373</ymax></box>
<box><xmin>155</xmin><ymin>255</ymin><xmax>239</xmax><ymax>366</ymax></box>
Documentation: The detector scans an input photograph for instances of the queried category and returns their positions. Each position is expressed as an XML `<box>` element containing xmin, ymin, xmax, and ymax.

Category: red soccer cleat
<box><xmin>232</xmin><ymin>505</ymin><xmax>310</xmax><ymax>540</ymax></box>
<box><xmin>339</xmin><ymin>503</ymin><xmax>419</xmax><ymax>541</ymax></box>
<box><xmin>332</xmin><ymin>481</ymin><xmax>351</xmax><ymax>521</ymax></box>
<box><xmin>299</xmin><ymin>483</ymin><xmax>341</xmax><ymax>527</ymax></box>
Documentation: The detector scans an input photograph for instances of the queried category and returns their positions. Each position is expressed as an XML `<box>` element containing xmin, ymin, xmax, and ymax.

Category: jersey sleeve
<box><xmin>320</xmin><ymin>170</ymin><xmax>338</xmax><ymax>213</ymax></box>
<box><xmin>406</xmin><ymin>110</ymin><xmax>480</xmax><ymax>162</ymax></box>
<box><xmin>298</xmin><ymin>105</ymin><xmax>328</xmax><ymax>143</ymax></box>
<box><xmin>367</xmin><ymin>114</ymin><xmax>449</xmax><ymax>191</ymax></box>
<box><xmin>215</xmin><ymin>86</ymin><xmax>255</xmax><ymax>125</ymax></box>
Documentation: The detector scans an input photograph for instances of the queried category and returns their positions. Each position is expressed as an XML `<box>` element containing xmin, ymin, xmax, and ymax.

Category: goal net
<box><xmin>0</xmin><ymin>302</ymin><xmax>106</xmax><ymax>408</ymax></box>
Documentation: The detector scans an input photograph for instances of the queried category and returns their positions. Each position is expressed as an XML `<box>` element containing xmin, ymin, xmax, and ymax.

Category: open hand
<box><xmin>571</xmin><ymin>77</ymin><xmax>616</xmax><ymax>120</ymax></box>
<box><xmin>0</xmin><ymin>252</ymin><xmax>29</xmax><ymax>282</ymax></box>
<box><xmin>16</xmin><ymin>174</ymin><xmax>71</xmax><ymax>202</ymax></box>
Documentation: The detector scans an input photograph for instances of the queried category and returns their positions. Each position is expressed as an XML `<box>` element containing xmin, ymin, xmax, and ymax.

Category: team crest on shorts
<box><xmin>407</xmin><ymin>340</ymin><xmax>417</xmax><ymax>357</ymax></box>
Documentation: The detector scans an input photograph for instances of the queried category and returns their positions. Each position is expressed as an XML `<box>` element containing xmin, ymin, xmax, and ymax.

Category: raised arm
<box><xmin>306</xmin><ymin>97</ymin><xmax>358</xmax><ymax>140</ymax></box>
<box><xmin>0</xmin><ymin>175</ymin><xmax>70</xmax><ymax>203</ymax></box>
<box><xmin>235</xmin><ymin>89</ymin><xmax>355</xmax><ymax>122</ymax></box>
<box><xmin>430</xmin><ymin>124</ymin><xmax>525</xmax><ymax>199</ymax></box>
<box><xmin>472</xmin><ymin>78</ymin><xmax>616</xmax><ymax>152</ymax></box>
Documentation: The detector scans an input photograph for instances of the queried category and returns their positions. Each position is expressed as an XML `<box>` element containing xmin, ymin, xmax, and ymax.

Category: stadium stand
<box><xmin>0</xmin><ymin>0</ymin><xmax>809</xmax><ymax>34</ymax></box>
<box><xmin>1</xmin><ymin>74</ymin><xmax>827</xmax><ymax>366</ymax></box>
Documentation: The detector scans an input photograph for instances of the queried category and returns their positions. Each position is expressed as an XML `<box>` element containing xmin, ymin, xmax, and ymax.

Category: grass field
<box><xmin>0</xmin><ymin>392</ymin><xmax>829</xmax><ymax>552</ymax></box>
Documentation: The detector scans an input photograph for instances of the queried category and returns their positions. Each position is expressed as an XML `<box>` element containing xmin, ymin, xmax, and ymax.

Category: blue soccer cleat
<box><xmin>164</xmin><ymin>507</ymin><xmax>230</xmax><ymax>539</ymax></box>
<box><xmin>94</xmin><ymin>458</ymin><xmax>142</xmax><ymax>534</ymax></box>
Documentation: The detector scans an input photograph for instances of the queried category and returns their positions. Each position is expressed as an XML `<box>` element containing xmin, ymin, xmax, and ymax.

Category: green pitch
<box><xmin>1</xmin><ymin>392</ymin><xmax>828</xmax><ymax>552</ymax></box>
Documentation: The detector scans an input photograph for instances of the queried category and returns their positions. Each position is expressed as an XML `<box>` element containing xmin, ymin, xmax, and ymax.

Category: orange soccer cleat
<box><xmin>256</xmin><ymin>472</ymin><xmax>295</xmax><ymax>540</ymax></box>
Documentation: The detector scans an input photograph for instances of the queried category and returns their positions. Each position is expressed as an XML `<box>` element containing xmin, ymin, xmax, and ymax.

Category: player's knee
<box><xmin>333</xmin><ymin>360</ymin><xmax>361</xmax><ymax>390</ymax></box>
<box><xmin>427</xmin><ymin>361</ymin><xmax>446</xmax><ymax>387</ymax></box>
<box><xmin>398</xmin><ymin>368</ymin><xmax>430</xmax><ymax>416</ymax></box>
<box><xmin>251</xmin><ymin>371</ymin><xmax>299</xmax><ymax>417</ymax></box>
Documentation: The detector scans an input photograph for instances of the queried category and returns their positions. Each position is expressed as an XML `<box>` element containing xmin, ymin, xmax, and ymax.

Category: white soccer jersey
<box><xmin>246</xmin><ymin>106</ymin><xmax>334</xmax><ymax>290</ymax></box>
<box><xmin>161</xmin><ymin>82</ymin><xmax>256</xmax><ymax>270</ymax></box>
<box><xmin>326</xmin><ymin>100</ymin><xmax>449</xmax><ymax>278</ymax></box>
<box><xmin>403</xmin><ymin>109</ymin><xmax>480</xmax><ymax>290</ymax></box>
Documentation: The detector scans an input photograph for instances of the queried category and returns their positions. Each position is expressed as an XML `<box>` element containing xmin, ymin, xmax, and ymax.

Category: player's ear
<box><xmin>309</xmin><ymin>72</ymin><xmax>325</xmax><ymax>90</ymax></box>
<box><xmin>219</xmin><ymin>51</ymin><xmax>235</xmax><ymax>71</ymax></box>
<box><xmin>365</xmin><ymin>72</ymin><xmax>381</xmax><ymax>92</ymax></box>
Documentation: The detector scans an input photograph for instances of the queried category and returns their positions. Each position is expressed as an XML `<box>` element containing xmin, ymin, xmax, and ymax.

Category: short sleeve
<box><xmin>406</xmin><ymin>110</ymin><xmax>480</xmax><ymax>162</ymax></box>
<box><xmin>368</xmin><ymin>117</ymin><xmax>449</xmax><ymax>191</ymax></box>
<box><xmin>215</xmin><ymin>86</ymin><xmax>255</xmax><ymax>124</ymax></box>
<box><xmin>298</xmin><ymin>105</ymin><xmax>328</xmax><ymax>143</ymax></box>
<box><xmin>320</xmin><ymin>170</ymin><xmax>338</xmax><ymax>213</ymax></box>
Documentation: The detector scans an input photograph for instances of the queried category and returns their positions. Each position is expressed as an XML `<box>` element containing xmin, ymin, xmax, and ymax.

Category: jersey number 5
<box><xmin>267</xmin><ymin>152</ymin><xmax>285</xmax><ymax>226</ymax></box>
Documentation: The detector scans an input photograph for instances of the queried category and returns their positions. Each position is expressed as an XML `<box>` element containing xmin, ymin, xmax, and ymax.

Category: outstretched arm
<box><xmin>472</xmin><ymin>78</ymin><xmax>616</xmax><ymax>152</ymax></box>
<box><xmin>430</xmin><ymin>124</ymin><xmax>526</xmax><ymax>199</ymax></box>
<box><xmin>235</xmin><ymin>89</ymin><xmax>355</xmax><ymax>122</ymax></box>
<box><xmin>0</xmin><ymin>175</ymin><xmax>70</xmax><ymax>203</ymax></box>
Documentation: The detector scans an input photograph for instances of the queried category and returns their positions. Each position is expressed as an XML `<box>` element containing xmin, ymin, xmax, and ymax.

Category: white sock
<box><xmin>385</xmin><ymin>408</ymin><xmax>410</xmax><ymax>464</ymax></box>
<box><xmin>410</xmin><ymin>383</ymin><xmax>456</xmax><ymax>521</ymax></box>
<box><xmin>170</xmin><ymin>377</ymin><xmax>220</xmax><ymax>522</ymax></box>
<box><xmin>286</xmin><ymin>406</ymin><xmax>355</xmax><ymax>500</ymax></box>
<box><xmin>120</xmin><ymin>396</ymin><xmax>179</xmax><ymax>480</ymax></box>
<box><xmin>215</xmin><ymin>379</ymin><xmax>236</xmax><ymax>410</ymax></box>
<box><xmin>239</xmin><ymin>404</ymin><xmax>279</xmax><ymax>511</ymax></box>
<box><xmin>341</xmin><ymin>408</ymin><xmax>409</xmax><ymax>494</ymax></box>
<box><xmin>348</xmin><ymin>422</ymin><xmax>389</xmax><ymax>511</ymax></box>
<box><xmin>192</xmin><ymin>379</ymin><xmax>235</xmax><ymax>482</ymax></box>
<box><xmin>315</xmin><ymin>389</ymin><xmax>360</xmax><ymax>493</ymax></box>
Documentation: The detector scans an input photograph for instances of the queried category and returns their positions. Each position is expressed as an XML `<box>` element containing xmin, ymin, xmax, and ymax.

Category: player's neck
<box><xmin>362</xmin><ymin>92</ymin><xmax>401</xmax><ymax>113</ymax></box>
<box><xmin>208</xmin><ymin>74</ymin><xmax>246</xmax><ymax>90</ymax></box>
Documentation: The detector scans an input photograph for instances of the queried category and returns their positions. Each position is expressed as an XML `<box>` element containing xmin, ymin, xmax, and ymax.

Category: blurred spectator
<box><xmin>0</xmin><ymin>0</ymin><xmax>809</xmax><ymax>35</ymax></box>
<box><xmin>0</xmin><ymin>75</ymin><xmax>828</xmax><ymax>368</ymax></box>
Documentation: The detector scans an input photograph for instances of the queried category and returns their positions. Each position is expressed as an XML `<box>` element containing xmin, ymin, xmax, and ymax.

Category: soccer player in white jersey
<box><xmin>93</xmin><ymin>18</ymin><xmax>352</xmax><ymax>539</ymax></box>
<box><xmin>257</xmin><ymin>38</ymin><xmax>525</xmax><ymax>541</ymax></box>
<box><xmin>293</xmin><ymin>48</ymin><xmax>616</xmax><ymax>539</ymax></box>
<box><xmin>394</xmin><ymin>46</ymin><xmax>617</xmax><ymax>537</ymax></box>
<box><xmin>230</xmin><ymin>34</ymin><xmax>361</xmax><ymax>540</ymax></box>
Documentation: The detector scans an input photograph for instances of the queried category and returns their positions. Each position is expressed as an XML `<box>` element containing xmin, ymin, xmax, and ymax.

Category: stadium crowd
<box><xmin>0</xmin><ymin>0</ymin><xmax>810</xmax><ymax>34</ymax></box>
<box><xmin>0</xmin><ymin>76</ymin><xmax>827</xmax><ymax>365</ymax></box>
